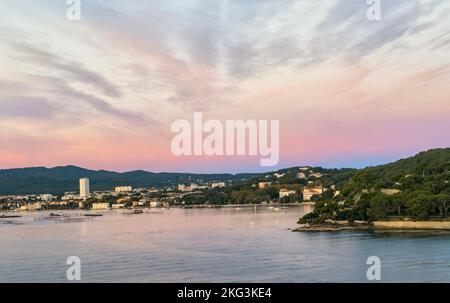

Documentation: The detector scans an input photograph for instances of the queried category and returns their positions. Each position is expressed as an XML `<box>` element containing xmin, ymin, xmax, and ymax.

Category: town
<box><xmin>0</xmin><ymin>166</ymin><xmax>334</xmax><ymax>213</ymax></box>
<box><xmin>0</xmin><ymin>179</ymin><xmax>222</xmax><ymax>212</ymax></box>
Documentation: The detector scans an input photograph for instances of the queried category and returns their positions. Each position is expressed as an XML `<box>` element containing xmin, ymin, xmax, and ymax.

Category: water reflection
<box><xmin>1</xmin><ymin>206</ymin><xmax>449</xmax><ymax>283</ymax></box>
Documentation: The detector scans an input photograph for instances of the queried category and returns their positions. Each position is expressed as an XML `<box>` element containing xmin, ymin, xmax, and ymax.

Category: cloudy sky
<box><xmin>0</xmin><ymin>0</ymin><xmax>449</xmax><ymax>173</ymax></box>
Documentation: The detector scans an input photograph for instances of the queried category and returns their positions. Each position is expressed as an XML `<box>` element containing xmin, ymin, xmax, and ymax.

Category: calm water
<box><xmin>1</xmin><ymin>206</ymin><xmax>450</xmax><ymax>283</ymax></box>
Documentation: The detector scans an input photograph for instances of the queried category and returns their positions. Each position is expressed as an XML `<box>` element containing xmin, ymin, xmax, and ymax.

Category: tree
<box><xmin>407</xmin><ymin>195</ymin><xmax>431</xmax><ymax>220</ymax></box>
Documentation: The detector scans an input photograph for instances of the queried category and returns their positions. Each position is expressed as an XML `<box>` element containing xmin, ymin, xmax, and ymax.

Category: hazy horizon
<box><xmin>2</xmin><ymin>147</ymin><xmax>448</xmax><ymax>174</ymax></box>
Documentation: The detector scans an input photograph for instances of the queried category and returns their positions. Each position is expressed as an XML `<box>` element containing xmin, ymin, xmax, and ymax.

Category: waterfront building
<box><xmin>62</xmin><ymin>193</ymin><xmax>82</xmax><ymax>201</ymax></box>
<box><xmin>19</xmin><ymin>202</ymin><xmax>42</xmax><ymax>211</ymax></box>
<box><xmin>133</xmin><ymin>201</ymin><xmax>145</xmax><ymax>207</ymax></box>
<box><xmin>79</xmin><ymin>178</ymin><xmax>90</xmax><ymax>198</ymax></box>
<box><xmin>92</xmin><ymin>202</ymin><xmax>110</xmax><ymax>210</ymax></box>
<box><xmin>112</xmin><ymin>203</ymin><xmax>126</xmax><ymax>209</ymax></box>
<box><xmin>279</xmin><ymin>189</ymin><xmax>296</xmax><ymax>198</ymax></box>
<box><xmin>303</xmin><ymin>186</ymin><xmax>324</xmax><ymax>201</ymax></box>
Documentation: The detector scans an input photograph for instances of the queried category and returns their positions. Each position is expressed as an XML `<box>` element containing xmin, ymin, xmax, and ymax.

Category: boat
<box><xmin>273</xmin><ymin>208</ymin><xmax>280</xmax><ymax>211</ymax></box>
<box><xmin>0</xmin><ymin>215</ymin><xmax>22</xmax><ymax>219</ymax></box>
<box><xmin>83</xmin><ymin>213</ymin><xmax>104</xmax><ymax>217</ymax></box>
<box><xmin>122</xmin><ymin>209</ymin><xmax>145</xmax><ymax>216</ymax></box>
<box><xmin>267</xmin><ymin>206</ymin><xmax>274</xmax><ymax>210</ymax></box>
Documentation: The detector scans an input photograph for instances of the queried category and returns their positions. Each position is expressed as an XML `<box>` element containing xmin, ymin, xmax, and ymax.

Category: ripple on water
<box><xmin>1</xmin><ymin>208</ymin><xmax>450</xmax><ymax>282</ymax></box>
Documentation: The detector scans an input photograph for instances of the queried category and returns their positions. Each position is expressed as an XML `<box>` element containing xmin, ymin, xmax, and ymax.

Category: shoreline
<box><xmin>0</xmin><ymin>202</ymin><xmax>310</xmax><ymax>213</ymax></box>
<box><xmin>292</xmin><ymin>225</ymin><xmax>370</xmax><ymax>232</ymax></box>
<box><xmin>293</xmin><ymin>220</ymin><xmax>450</xmax><ymax>234</ymax></box>
<box><xmin>183</xmin><ymin>202</ymin><xmax>306</xmax><ymax>209</ymax></box>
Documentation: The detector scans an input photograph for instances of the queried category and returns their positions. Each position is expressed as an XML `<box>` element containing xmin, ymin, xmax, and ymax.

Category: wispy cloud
<box><xmin>0</xmin><ymin>0</ymin><xmax>449</xmax><ymax>172</ymax></box>
<box><xmin>0</xmin><ymin>97</ymin><xmax>55</xmax><ymax>120</ymax></box>
<box><xmin>11</xmin><ymin>42</ymin><xmax>122</xmax><ymax>98</ymax></box>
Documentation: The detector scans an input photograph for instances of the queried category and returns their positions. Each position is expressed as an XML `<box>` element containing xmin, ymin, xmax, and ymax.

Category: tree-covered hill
<box><xmin>0</xmin><ymin>165</ymin><xmax>260</xmax><ymax>195</ymax></box>
<box><xmin>300</xmin><ymin>148</ymin><xmax>450</xmax><ymax>223</ymax></box>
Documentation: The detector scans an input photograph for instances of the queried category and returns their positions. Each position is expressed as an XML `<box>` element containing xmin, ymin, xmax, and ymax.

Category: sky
<box><xmin>0</xmin><ymin>0</ymin><xmax>450</xmax><ymax>173</ymax></box>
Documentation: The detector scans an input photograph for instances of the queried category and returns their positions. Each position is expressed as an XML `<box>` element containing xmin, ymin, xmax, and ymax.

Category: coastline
<box><xmin>293</xmin><ymin>220</ymin><xmax>370</xmax><ymax>232</ymax></box>
<box><xmin>183</xmin><ymin>202</ymin><xmax>305</xmax><ymax>209</ymax></box>
<box><xmin>292</xmin><ymin>225</ymin><xmax>370</xmax><ymax>232</ymax></box>
<box><xmin>293</xmin><ymin>220</ymin><xmax>450</xmax><ymax>234</ymax></box>
<box><xmin>1</xmin><ymin>202</ymin><xmax>308</xmax><ymax>213</ymax></box>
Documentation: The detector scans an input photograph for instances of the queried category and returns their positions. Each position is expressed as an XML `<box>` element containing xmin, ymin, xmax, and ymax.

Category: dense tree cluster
<box><xmin>300</xmin><ymin>149</ymin><xmax>450</xmax><ymax>224</ymax></box>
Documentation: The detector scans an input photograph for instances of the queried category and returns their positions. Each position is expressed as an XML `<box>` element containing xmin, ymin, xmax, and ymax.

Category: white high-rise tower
<box><xmin>79</xmin><ymin>178</ymin><xmax>90</xmax><ymax>198</ymax></box>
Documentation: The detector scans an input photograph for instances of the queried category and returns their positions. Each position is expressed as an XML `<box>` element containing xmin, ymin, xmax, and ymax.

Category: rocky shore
<box><xmin>293</xmin><ymin>220</ymin><xmax>370</xmax><ymax>232</ymax></box>
<box><xmin>293</xmin><ymin>220</ymin><xmax>450</xmax><ymax>233</ymax></box>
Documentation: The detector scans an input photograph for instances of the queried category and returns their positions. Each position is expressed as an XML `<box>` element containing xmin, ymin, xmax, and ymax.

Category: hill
<box><xmin>0</xmin><ymin>165</ymin><xmax>260</xmax><ymax>195</ymax></box>
<box><xmin>300</xmin><ymin>148</ymin><xmax>450</xmax><ymax>223</ymax></box>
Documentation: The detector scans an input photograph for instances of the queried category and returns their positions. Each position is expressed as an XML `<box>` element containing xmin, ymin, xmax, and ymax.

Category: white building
<box><xmin>211</xmin><ymin>182</ymin><xmax>226</xmax><ymax>189</ymax></box>
<box><xmin>178</xmin><ymin>184</ymin><xmax>186</xmax><ymax>191</ymax></box>
<box><xmin>303</xmin><ymin>186</ymin><xmax>324</xmax><ymax>201</ymax></box>
<box><xmin>115</xmin><ymin>186</ymin><xmax>133</xmax><ymax>193</ymax></box>
<box><xmin>92</xmin><ymin>202</ymin><xmax>110</xmax><ymax>210</ymax></box>
<box><xmin>133</xmin><ymin>201</ymin><xmax>145</xmax><ymax>207</ymax></box>
<box><xmin>79</xmin><ymin>178</ymin><xmax>90</xmax><ymax>198</ymax></box>
<box><xmin>62</xmin><ymin>194</ymin><xmax>82</xmax><ymax>201</ymax></box>
<box><xmin>188</xmin><ymin>184</ymin><xmax>208</xmax><ymax>191</ymax></box>
<box><xmin>40</xmin><ymin>194</ymin><xmax>54</xmax><ymax>202</ymax></box>
<box><xmin>112</xmin><ymin>203</ymin><xmax>126</xmax><ymax>209</ymax></box>
<box><xmin>279</xmin><ymin>189</ymin><xmax>296</xmax><ymax>198</ymax></box>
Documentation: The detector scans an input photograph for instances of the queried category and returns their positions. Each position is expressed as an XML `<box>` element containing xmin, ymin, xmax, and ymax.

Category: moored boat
<box><xmin>0</xmin><ymin>214</ymin><xmax>22</xmax><ymax>219</ymax></box>
<box><xmin>83</xmin><ymin>213</ymin><xmax>104</xmax><ymax>217</ymax></box>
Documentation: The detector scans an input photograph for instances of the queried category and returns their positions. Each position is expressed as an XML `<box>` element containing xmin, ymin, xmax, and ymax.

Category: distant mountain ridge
<box><xmin>0</xmin><ymin>165</ymin><xmax>260</xmax><ymax>195</ymax></box>
<box><xmin>2</xmin><ymin>149</ymin><xmax>449</xmax><ymax>196</ymax></box>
